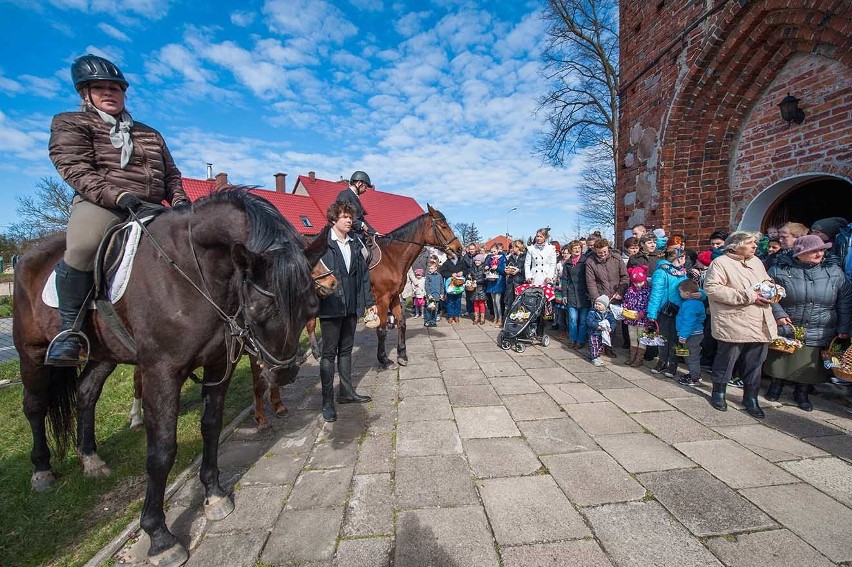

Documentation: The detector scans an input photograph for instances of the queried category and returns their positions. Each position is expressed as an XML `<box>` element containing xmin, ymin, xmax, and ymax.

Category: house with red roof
<box><xmin>180</xmin><ymin>170</ymin><xmax>424</xmax><ymax>237</ymax></box>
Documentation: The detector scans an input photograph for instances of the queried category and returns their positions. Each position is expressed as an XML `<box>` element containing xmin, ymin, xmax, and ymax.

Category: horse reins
<box><xmin>379</xmin><ymin>215</ymin><xmax>461</xmax><ymax>251</ymax></box>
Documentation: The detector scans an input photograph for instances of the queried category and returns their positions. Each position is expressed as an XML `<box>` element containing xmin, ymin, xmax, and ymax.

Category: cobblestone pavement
<box><xmin>107</xmin><ymin>318</ymin><xmax>852</xmax><ymax>567</ymax></box>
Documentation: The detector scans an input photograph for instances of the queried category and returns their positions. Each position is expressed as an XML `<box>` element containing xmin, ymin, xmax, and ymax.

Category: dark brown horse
<box><xmin>13</xmin><ymin>188</ymin><xmax>321</xmax><ymax>565</ymax></box>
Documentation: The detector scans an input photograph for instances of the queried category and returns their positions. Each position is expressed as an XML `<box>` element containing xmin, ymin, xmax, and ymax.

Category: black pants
<box><xmin>700</xmin><ymin>313</ymin><xmax>718</xmax><ymax>366</ymax></box>
<box><xmin>711</xmin><ymin>341</ymin><xmax>769</xmax><ymax>389</ymax></box>
<box><xmin>465</xmin><ymin>289</ymin><xmax>475</xmax><ymax>315</ymax></box>
<box><xmin>319</xmin><ymin>315</ymin><xmax>357</xmax><ymax>376</ymax></box>
<box><xmin>657</xmin><ymin>313</ymin><xmax>677</xmax><ymax>364</ymax></box>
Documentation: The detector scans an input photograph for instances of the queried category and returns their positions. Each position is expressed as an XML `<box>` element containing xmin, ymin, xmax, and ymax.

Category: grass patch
<box><xmin>0</xmin><ymin>360</ymin><xmax>19</xmax><ymax>383</ymax></box>
<box><xmin>0</xmin><ymin>359</ymin><xmax>257</xmax><ymax>567</ymax></box>
<box><xmin>0</xmin><ymin>296</ymin><xmax>11</xmax><ymax>318</ymax></box>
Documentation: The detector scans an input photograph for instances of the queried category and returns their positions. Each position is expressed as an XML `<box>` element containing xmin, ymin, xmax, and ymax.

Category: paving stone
<box><xmin>398</xmin><ymin>363</ymin><xmax>441</xmax><ymax>379</ymax></box>
<box><xmin>454</xmin><ymin>406</ymin><xmax>521</xmax><ymax>439</ymax></box>
<box><xmin>599</xmin><ymin>387</ymin><xmax>674</xmax><ymax>413</ymax></box>
<box><xmin>319</xmin><ymin>409</ymin><xmax>368</xmax><ymax>443</ymax></box>
<box><xmin>584</xmin><ymin>501</ymin><xmax>723</xmax><ymax>567</ymax></box>
<box><xmin>239</xmin><ymin>451</ymin><xmax>308</xmax><ymax>487</ymax></box>
<box><xmin>438</xmin><ymin>356</ymin><xmax>482</xmax><ymax>371</ymax></box>
<box><xmin>665</xmin><ymin>396</ymin><xmax>758</xmax><ymax>427</ymax></box>
<box><xmin>517</xmin><ymin>418</ymin><xmax>599</xmax><ymax>455</ymax></box>
<box><xmin>207</xmin><ymin>485</ymin><xmax>289</xmax><ymax>534</ymax></box>
<box><xmin>479</xmin><ymin>476</ymin><xmax>590</xmax><ymax>545</ymax></box>
<box><xmin>525</xmin><ymin>366</ymin><xmax>580</xmax><ymax>384</ymax></box>
<box><xmin>674</xmin><ymin>439</ymin><xmax>798</xmax><ymax>489</ymax></box>
<box><xmin>262</xmin><ymin>507</ymin><xmax>345</xmax><ymax>564</ymax></box>
<box><xmin>780</xmin><ymin>457</ymin><xmax>852</xmax><ymax>508</ymax></box>
<box><xmin>760</xmin><ymin>406</ymin><xmax>845</xmax><ymax>439</ymax></box>
<box><xmin>479</xmin><ymin>360</ymin><xmax>526</xmax><ymax>377</ymax></box>
<box><xmin>607</xmin><ymin>363</ymin><xmax>655</xmax><ymax>383</ymax></box>
<box><xmin>118</xmin><ymin>503</ymin><xmax>206</xmax><ymax>564</ymax></box>
<box><xmin>308</xmin><ymin>438</ymin><xmax>360</xmax><ymax>469</ymax></box>
<box><xmin>365</xmin><ymin>401</ymin><xmax>397</xmax><ymax>434</ymax></box>
<box><xmin>638</xmin><ymin>468</ymin><xmax>776</xmax><ymax>536</ymax></box>
<box><xmin>633</xmin><ymin>377</ymin><xmax>695</xmax><ymax>399</ymax></box>
<box><xmin>541</xmin><ymin>382</ymin><xmax>607</xmax><ymax>405</ymax></box>
<box><xmin>395</xmin><ymin>506</ymin><xmax>500</xmax><ymax>567</ymax></box>
<box><xmin>596</xmin><ymin>433</ymin><xmax>695</xmax><ymax>473</ymax></box>
<box><xmin>441</xmin><ymin>368</ymin><xmax>489</xmax><ymax>385</ymax></box>
<box><xmin>500</xmin><ymin>540</ymin><xmax>614</xmax><ymax>567</ymax></box>
<box><xmin>285</xmin><ymin>467</ymin><xmax>354</xmax><ymax>510</ymax></box>
<box><xmin>434</xmin><ymin>347</ymin><xmax>471</xmax><ymax>359</ymax></box>
<box><xmin>471</xmin><ymin>350</ymin><xmax>514</xmax><ymax>364</ymax></box>
<box><xmin>705</xmin><ymin>529</ymin><xmax>836</xmax><ymax>567</ymax></box>
<box><xmin>343</xmin><ymin>473</ymin><xmax>393</xmax><ymax>536</ymax></box>
<box><xmin>714</xmin><ymin>424</ymin><xmax>829</xmax><ymax>462</ymax></box>
<box><xmin>334</xmin><ymin>537</ymin><xmax>392</xmax><ymax>567</ymax></box>
<box><xmin>740</xmin><ymin>483</ymin><xmax>852</xmax><ymax>563</ymax></box>
<box><xmin>543</xmin><ymin>451</ymin><xmax>646</xmax><ymax>506</ymax></box>
<box><xmin>632</xmin><ymin>410</ymin><xmax>721</xmax><ymax>445</ymax></box>
<box><xmin>562</xmin><ymin>402</ymin><xmax>643</xmax><ymax>436</ymax></box>
<box><xmin>185</xmin><ymin>532</ymin><xmax>267</xmax><ymax>567</ymax></box>
<box><xmin>399</xmin><ymin>377</ymin><xmax>446</xmax><ymax>397</ymax></box>
<box><xmin>396</xmin><ymin>419</ymin><xmax>462</xmax><ymax>456</ymax></box>
<box><xmin>516</xmin><ymin>355</ymin><xmax>560</xmax><ymax>369</ymax></box>
<box><xmin>464</xmin><ymin>438</ymin><xmax>543</xmax><ymax>478</ymax></box>
<box><xmin>395</xmin><ymin>455</ymin><xmax>478</xmax><ymax>508</ymax></box>
<box><xmin>503</xmin><ymin>393</ymin><xmax>565</xmax><ymax>421</ymax></box>
<box><xmin>574</xmin><ymin>370</ymin><xmax>635</xmax><ymax>389</ymax></box>
<box><xmin>397</xmin><ymin>394</ymin><xmax>453</xmax><ymax>421</ymax></box>
<box><xmin>489</xmin><ymin>375</ymin><xmax>544</xmax><ymax>395</ymax></box>
<box><xmin>216</xmin><ymin>440</ymin><xmax>273</xmax><ymax>482</ymax></box>
<box><xmin>446</xmin><ymin>384</ymin><xmax>503</xmax><ymax>406</ymax></box>
<box><xmin>355</xmin><ymin>432</ymin><xmax>393</xmax><ymax>475</ymax></box>
<box><xmin>802</xmin><ymin>434</ymin><xmax>852</xmax><ymax>461</ymax></box>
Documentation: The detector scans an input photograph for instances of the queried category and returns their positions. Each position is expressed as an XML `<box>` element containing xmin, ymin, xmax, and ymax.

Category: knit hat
<box><xmin>414</xmin><ymin>268</ymin><xmax>424</xmax><ymax>276</ymax></box>
<box><xmin>473</xmin><ymin>254</ymin><xmax>486</xmax><ymax>263</ymax></box>
<box><xmin>652</xmin><ymin>228</ymin><xmax>666</xmax><ymax>238</ymax></box>
<box><xmin>697</xmin><ymin>250</ymin><xmax>713</xmax><ymax>267</ymax></box>
<box><xmin>594</xmin><ymin>295</ymin><xmax>610</xmax><ymax>308</ymax></box>
<box><xmin>628</xmin><ymin>265</ymin><xmax>648</xmax><ymax>284</ymax></box>
<box><xmin>810</xmin><ymin>217</ymin><xmax>848</xmax><ymax>240</ymax></box>
<box><xmin>793</xmin><ymin>234</ymin><xmax>832</xmax><ymax>257</ymax></box>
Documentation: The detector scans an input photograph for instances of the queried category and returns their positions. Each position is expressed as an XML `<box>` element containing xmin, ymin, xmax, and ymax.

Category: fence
<box><xmin>0</xmin><ymin>279</ymin><xmax>16</xmax><ymax>364</ymax></box>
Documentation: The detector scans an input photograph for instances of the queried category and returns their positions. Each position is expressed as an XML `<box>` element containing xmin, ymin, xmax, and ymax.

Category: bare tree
<box><xmin>10</xmin><ymin>177</ymin><xmax>75</xmax><ymax>237</ymax></box>
<box><xmin>537</xmin><ymin>0</ymin><xmax>618</xmax><ymax>231</ymax></box>
<box><xmin>452</xmin><ymin>222</ymin><xmax>482</xmax><ymax>246</ymax></box>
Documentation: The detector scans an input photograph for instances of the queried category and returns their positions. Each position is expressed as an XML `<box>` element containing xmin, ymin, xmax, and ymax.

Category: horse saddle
<box><xmin>361</xmin><ymin>234</ymin><xmax>382</xmax><ymax>270</ymax></box>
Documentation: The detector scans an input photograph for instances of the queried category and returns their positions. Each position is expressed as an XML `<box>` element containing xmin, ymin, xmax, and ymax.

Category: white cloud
<box><xmin>393</xmin><ymin>10</ymin><xmax>430</xmax><ymax>37</ymax></box>
<box><xmin>262</xmin><ymin>0</ymin><xmax>357</xmax><ymax>45</ymax></box>
<box><xmin>48</xmin><ymin>0</ymin><xmax>172</xmax><ymax>19</ymax></box>
<box><xmin>349</xmin><ymin>0</ymin><xmax>383</xmax><ymax>11</ymax></box>
<box><xmin>230</xmin><ymin>10</ymin><xmax>256</xmax><ymax>27</ymax></box>
<box><xmin>18</xmin><ymin>74</ymin><xmax>64</xmax><ymax>98</ymax></box>
<box><xmin>0</xmin><ymin>111</ymin><xmax>51</xmax><ymax>161</ymax></box>
<box><xmin>0</xmin><ymin>73</ymin><xmax>23</xmax><ymax>95</ymax></box>
<box><xmin>98</xmin><ymin>22</ymin><xmax>132</xmax><ymax>42</ymax></box>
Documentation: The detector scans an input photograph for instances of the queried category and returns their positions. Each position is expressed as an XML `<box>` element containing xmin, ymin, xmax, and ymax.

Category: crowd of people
<box><xmin>404</xmin><ymin>219</ymin><xmax>852</xmax><ymax>417</ymax></box>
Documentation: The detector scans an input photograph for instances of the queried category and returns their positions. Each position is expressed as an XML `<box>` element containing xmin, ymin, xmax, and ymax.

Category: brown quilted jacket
<box><xmin>49</xmin><ymin>109</ymin><xmax>187</xmax><ymax>209</ymax></box>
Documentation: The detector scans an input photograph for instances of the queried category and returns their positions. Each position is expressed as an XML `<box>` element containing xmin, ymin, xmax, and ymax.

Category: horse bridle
<box><xmin>382</xmin><ymin>214</ymin><xmax>461</xmax><ymax>252</ymax></box>
<box><xmin>311</xmin><ymin>258</ymin><xmax>335</xmax><ymax>295</ymax></box>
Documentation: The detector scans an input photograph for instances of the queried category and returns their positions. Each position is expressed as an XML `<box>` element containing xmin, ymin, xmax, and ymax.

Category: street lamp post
<box><xmin>506</xmin><ymin>207</ymin><xmax>518</xmax><ymax>240</ymax></box>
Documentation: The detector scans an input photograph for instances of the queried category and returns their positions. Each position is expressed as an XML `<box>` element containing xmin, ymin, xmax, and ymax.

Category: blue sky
<box><xmin>0</xmin><ymin>0</ymin><xmax>590</xmax><ymax>243</ymax></box>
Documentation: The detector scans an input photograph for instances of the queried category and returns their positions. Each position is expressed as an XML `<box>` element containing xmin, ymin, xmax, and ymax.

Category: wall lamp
<box><xmin>778</xmin><ymin>93</ymin><xmax>805</xmax><ymax>126</ymax></box>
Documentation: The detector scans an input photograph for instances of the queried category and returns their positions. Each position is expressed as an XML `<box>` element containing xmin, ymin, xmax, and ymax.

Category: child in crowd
<box><xmin>411</xmin><ymin>268</ymin><xmax>426</xmax><ymax>318</ymax></box>
<box><xmin>470</xmin><ymin>254</ymin><xmax>488</xmax><ymax>324</ymax></box>
<box><xmin>675</xmin><ymin>279</ymin><xmax>706</xmax><ymax>385</ymax></box>
<box><xmin>622</xmin><ymin>266</ymin><xmax>650</xmax><ymax>367</ymax></box>
<box><xmin>423</xmin><ymin>262</ymin><xmax>444</xmax><ymax>328</ymax></box>
<box><xmin>587</xmin><ymin>295</ymin><xmax>617</xmax><ymax>367</ymax></box>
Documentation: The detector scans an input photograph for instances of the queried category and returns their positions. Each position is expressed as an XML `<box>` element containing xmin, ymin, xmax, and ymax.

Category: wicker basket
<box><xmin>754</xmin><ymin>279</ymin><xmax>785</xmax><ymax>303</ymax></box>
<box><xmin>639</xmin><ymin>321</ymin><xmax>666</xmax><ymax>347</ymax></box>
<box><xmin>822</xmin><ymin>336</ymin><xmax>852</xmax><ymax>382</ymax></box>
<box><xmin>674</xmin><ymin>345</ymin><xmax>690</xmax><ymax>357</ymax></box>
<box><xmin>464</xmin><ymin>282</ymin><xmax>477</xmax><ymax>291</ymax></box>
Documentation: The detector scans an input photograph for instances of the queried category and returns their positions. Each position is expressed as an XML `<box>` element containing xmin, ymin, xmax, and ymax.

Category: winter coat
<box><xmin>317</xmin><ymin>231</ymin><xmax>375</xmax><ymax>319</ymax></box>
<box><xmin>49</xmin><ymin>109</ymin><xmax>187</xmax><ymax>209</ymax></box>
<box><xmin>411</xmin><ymin>275</ymin><xmax>426</xmax><ymax>298</ymax></box>
<box><xmin>561</xmin><ymin>256</ymin><xmax>591</xmax><ymax>309</ymax></box>
<box><xmin>505</xmin><ymin>252</ymin><xmax>526</xmax><ymax>291</ymax></box>
<box><xmin>525</xmin><ymin>244</ymin><xmax>557</xmax><ymax>286</ymax></box>
<box><xmin>440</xmin><ymin>257</ymin><xmax>466</xmax><ymax>279</ymax></box>
<box><xmin>424</xmin><ymin>272</ymin><xmax>444</xmax><ymax>300</ymax></box>
<box><xmin>586</xmin><ymin>308</ymin><xmax>616</xmax><ymax>337</ymax></box>
<box><xmin>585</xmin><ymin>254</ymin><xmax>629</xmax><ymax>301</ymax></box>
<box><xmin>647</xmin><ymin>260</ymin><xmax>689</xmax><ymax>320</ymax></box>
<box><xmin>676</xmin><ymin>298</ymin><xmax>706</xmax><ymax>339</ymax></box>
<box><xmin>622</xmin><ymin>284</ymin><xmax>650</xmax><ymax>327</ymax></box>
<box><xmin>627</xmin><ymin>250</ymin><xmax>664</xmax><ymax>278</ymax></box>
<box><xmin>335</xmin><ymin>187</ymin><xmax>377</xmax><ymax>235</ymax></box>
<box><xmin>767</xmin><ymin>254</ymin><xmax>852</xmax><ymax>346</ymax></box>
<box><xmin>704</xmin><ymin>252</ymin><xmax>778</xmax><ymax>343</ymax></box>
<box><xmin>485</xmin><ymin>253</ymin><xmax>506</xmax><ymax>294</ymax></box>
<box><xmin>470</xmin><ymin>264</ymin><xmax>488</xmax><ymax>301</ymax></box>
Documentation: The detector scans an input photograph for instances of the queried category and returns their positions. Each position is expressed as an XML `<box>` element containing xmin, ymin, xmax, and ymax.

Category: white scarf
<box><xmin>95</xmin><ymin>108</ymin><xmax>134</xmax><ymax>169</ymax></box>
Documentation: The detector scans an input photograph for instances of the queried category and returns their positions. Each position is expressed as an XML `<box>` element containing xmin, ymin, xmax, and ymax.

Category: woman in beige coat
<box><xmin>704</xmin><ymin>231</ymin><xmax>778</xmax><ymax>417</ymax></box>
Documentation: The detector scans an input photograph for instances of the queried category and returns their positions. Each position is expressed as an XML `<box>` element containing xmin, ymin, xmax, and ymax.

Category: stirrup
<box><xmin>45</xmin><ymin>329</ymin><xmax>90</xmax><ymax>367</ymax></box>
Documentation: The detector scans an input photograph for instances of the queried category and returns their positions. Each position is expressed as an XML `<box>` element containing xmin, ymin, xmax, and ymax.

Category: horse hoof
<box><xmin>31</xmin><ymin>470</ymin><xmax>55</xmax><ymax>492</ymax></box>
<box><xmin>204</xmin><ymin>494</ymin><xmax>235</xmax><ymax>521</ymax></box>
<box><xmin>397</xmin><ymin>357</ymin><xmax>408</xmax><ymax>367</ymax></box>
<box><xmin>274</xmin><ymin>405</ymin><xmax>289</xmax><ymax>417</ymax></box>
<box><xmin>310</xmin><ymin>347</ymin><xmax>321</xmax><ymax>360</ymax></box>
<box><xmin>149</xmin><ymin>542</ymin><xmax>189</xmax><ymax>567</ymax></box>
<box><xmin>130</xmin><ymin>418</ymin><xmax>144</xmax><ymax>430</ymax></box>
<box><xmin>81</xmin><ymin>453</ymin><xmax>112</xmax><ymax>477</ymax></box>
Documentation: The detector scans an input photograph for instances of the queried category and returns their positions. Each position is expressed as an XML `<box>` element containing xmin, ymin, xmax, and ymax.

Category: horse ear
<box><xmin>427</xmin><ymin>203</ymin><xmax>434</xmax><ymax>214</ymax></box>
<box><xmin>231</xmin><ymin>243</ymin><xmax>254</xmax><ymax>274</ymax></box>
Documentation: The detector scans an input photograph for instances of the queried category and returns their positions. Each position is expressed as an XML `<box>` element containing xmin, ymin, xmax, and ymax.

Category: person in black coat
<box><xmin>317</xmin><ymin>200</ymin><xmax>377</xmax><ymax>423</ymax></box>
<box><xmin>335</xmin><ymin>170</ymin><xmax>380</xmax><ymax>236</ymax></box>
<box><xmin>503</xmin><ymin>239</ymin><xmax>527</xmax><ymax>314</ymax></box>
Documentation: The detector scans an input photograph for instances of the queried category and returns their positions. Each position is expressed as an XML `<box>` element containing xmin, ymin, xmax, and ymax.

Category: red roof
<box><xmin>484</xmin><ymin>235</ymin><xmax>512</xmax><ymax>250</ymax></box>
<box><xmin>180</xmin><ymin>173</ymin><xmax>423</xmax><ymax>236</ymax></box>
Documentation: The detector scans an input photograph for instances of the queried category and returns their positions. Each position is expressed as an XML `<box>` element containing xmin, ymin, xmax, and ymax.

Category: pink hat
<box><xmin>628</xmin><ymin>265</ymin><xmax>648</xmax><ymax>284</ymax></box>
<box><xmin>697</xmin><ymin>250</ymin><xmax>712</xmax><ymax>267</ymax></box>
<box><xmin>414</xmin><ymin>268</ymin><xmax>424</xmax><ymax>276</ymax></box>
<box><xmin>793</xmin><ymin>234</ymin><xmax>832</xmax><ymax>257</ymax></box>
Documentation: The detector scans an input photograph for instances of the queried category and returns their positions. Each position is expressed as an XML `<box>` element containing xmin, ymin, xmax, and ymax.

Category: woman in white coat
<box><xmin>525</xmin><ymin>227</ymin><xmax>557</xmax><ymax>286</ymax></box>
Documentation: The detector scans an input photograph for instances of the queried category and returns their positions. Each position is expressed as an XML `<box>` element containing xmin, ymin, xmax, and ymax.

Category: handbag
<box><xmin>660</xmin><ymin>301</ymin><xmax>680</xmax><ymax>318</ymax></box>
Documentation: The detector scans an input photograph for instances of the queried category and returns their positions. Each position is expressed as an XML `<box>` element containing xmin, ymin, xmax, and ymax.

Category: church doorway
<box><xmin>738</xmin><ymin>174</ymin><xmax>852</xmax><ymax>232</ymax></box>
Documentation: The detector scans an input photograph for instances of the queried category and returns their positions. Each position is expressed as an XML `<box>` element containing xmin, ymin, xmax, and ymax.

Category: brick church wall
<box><xmin>617</xmin><ymin>0</ymin><xmax>851</xmax><ymax>247</ymax></box>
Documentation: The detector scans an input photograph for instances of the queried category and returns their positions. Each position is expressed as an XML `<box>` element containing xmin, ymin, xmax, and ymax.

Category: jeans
<box><xmin>490</xmin><ymin>292</ymin><xmax>503</xmax><ymax>321</ymax></box>
<box><xmin>554</xmin><ymin>306</ymin><xmax>567</xmax><ymax>329</ymax></box>
<box><xmin>424</xmin><ymin>307</ymin><xmax>437</xmax><ymax>325</ymax></box>
<box><xmin>567</xmin><ymin>306</ymin><xmax>589</xmax><ymax>344</ymax></box>
<box><xmin>446</xmin><ymin>293</ymin><xmax>462</xmax><ymax>317</ymax></box>
<box><xmin>684</xmin><ymin>333</ymin><xmax>703</xmax><ymax>378</ymax></box>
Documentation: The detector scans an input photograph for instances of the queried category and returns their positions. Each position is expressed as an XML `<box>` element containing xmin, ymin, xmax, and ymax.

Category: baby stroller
<box><xmin>499</xmin><ymin>287</ymin><xmax>550</xmax><ymax>352</ymax></box>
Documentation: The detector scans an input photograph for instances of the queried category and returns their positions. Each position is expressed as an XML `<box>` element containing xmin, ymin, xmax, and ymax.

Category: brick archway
<box><xmin>656</xmin><ymin>0</ymin><xmax>851</xmax><ymax>244</ymax></box>
<box><xmin>739</xmin><ymin>173</ymin><xmax>852</xmax><ymax>230</ymax></box>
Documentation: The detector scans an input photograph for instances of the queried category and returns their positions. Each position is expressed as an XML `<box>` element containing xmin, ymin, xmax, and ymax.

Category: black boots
<box><xmin>743</xmin><ymin>388</ymin><xmax>765</xmax><ymax>418</ymax></box>
<box><xmin>764</xmin><ymin>378</ymin><xmax>784</xmax><ymax>401</ymax></box>
<box><xmin>793</xmin><ymin>384</ymin><xmax>813</xmax><ymax>411</ymax></box>
<box><xmin>710</xmin><ymin>382</ymin><xmax>728</xmax><ymax>411</ymax></box>
<box><xmin>336</xmin><ymin>355</ymin><xmax>371</xmax><ymax>404</ymax></box>
<box><xmin>46</xmin><ymin>261</ymin><xmax>93</xmax><ymax>367</ymax></box>
<box><xmin>319</xmin><ymin>359</ymin><xmax>337</xmax><ymax>422</ymax></box>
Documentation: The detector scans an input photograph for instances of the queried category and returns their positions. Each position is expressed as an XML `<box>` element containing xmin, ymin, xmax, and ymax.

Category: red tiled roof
<box><xmin>484</xmin><ymin>235</ymin><xmax>512</xmax><ymax>250</ymax></box>
<box><xmin>181</xmin><ymin>178</ymin><xmax>217</xmax><ymax>201</ymax></box>
<box><xmin>250</xmin><ymin>190</ymin><xmax>326</xmax><ymax>234</ymax></box>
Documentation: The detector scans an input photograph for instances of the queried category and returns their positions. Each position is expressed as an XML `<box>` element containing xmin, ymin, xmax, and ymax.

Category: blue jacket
<box><xmin>424</xmin><ymin>272</ymin><xmax>444</xmax><ymax>299</ymax></box>
<box><xmin>586</xmin><ymin>308</ymin><xmax>616</xmax><ymax>337</ymax></box>
<box><xmin>676</xmin><ymin>298</ymin><xmax>706</xmax><ymax>339</ymax></box>
<box><xmin>648</xmin><ymin>260</ymin><xmax>702</xmax><ymax>320</ymax></box>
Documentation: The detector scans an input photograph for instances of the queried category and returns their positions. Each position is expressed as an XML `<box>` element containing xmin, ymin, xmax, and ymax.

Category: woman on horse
<box><xmin>46</xmin><ymin>54</ymin><xmax>189</xmax><ymax>365</ymax></box>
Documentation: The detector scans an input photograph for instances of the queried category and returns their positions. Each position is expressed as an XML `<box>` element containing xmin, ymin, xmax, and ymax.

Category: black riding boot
<box><xmin>743</xmin><ymin>387</ymin><xmax>765</xmax><ymax>418</ymax></box>
<box><xmin>764</xmin><ymin>378</ymin><xmax>784</xmax><ymax>401</ymax></box>
<box><xmin>319</xmin><ymin>358</ymin><xmax>337</xmax><ymax>422</ymax></box>
<box><xmin>710</xmin><ymin>382</ymin><xmax>728</xmax><ymax>411</ymax></box>
<box><xmin>46</xmin><ymin>261</ymin><xmax>93</xmax><ymax>367</ymax></box>
<box><xmin>336</xmin><ymin>354</ymin><xmax>371</xmax><ymax>403</ymax></box>
<box><xmin>793</xmin><ymin>384</ymin><xmax>813</xmax><ymax>412</ymax></box>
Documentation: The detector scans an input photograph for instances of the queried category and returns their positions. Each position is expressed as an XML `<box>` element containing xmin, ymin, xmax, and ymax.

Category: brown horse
<box><xmin>13</xmin><ymin>188</ymin><xmax>322</xmax><ymax>565</ymax></box>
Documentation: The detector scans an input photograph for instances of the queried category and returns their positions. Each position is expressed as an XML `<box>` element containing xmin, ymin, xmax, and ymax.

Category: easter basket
<box><xmin>464</xmin><ymin>280</ymin><xmax>477</xmax><ymax>291</ymax></box>
<box><xmin>769</xmin><ymin>325</ymin><xmax>804</xmax><ymax>354</ymax></box>
<box><xmin>639</xmin><ymin>321</ymin><xmax>666</xmax><ymax>347</ymax></box>
<box><xmin>673</xmin><ymin>344</ymin><xmax>690</xmax><ymax>357</ymax></box>
<box><xmin>753</xmin><ymin>279</ymin><xmax>786</xmax><ymax>304</ymax></box>
<box><xmin>822</xmin><ymin>336</ymin><xmax>852</xmax><ymax>382</ymax></box>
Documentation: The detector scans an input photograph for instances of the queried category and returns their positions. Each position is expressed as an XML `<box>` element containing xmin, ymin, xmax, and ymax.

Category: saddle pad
<box><xmin>42</xmin><ymin>218</ymin><xmax>150</xmax><ymax>309</ymax></box>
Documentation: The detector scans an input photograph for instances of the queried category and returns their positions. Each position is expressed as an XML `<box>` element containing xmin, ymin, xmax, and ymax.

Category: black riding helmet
<box><xmin>72</xmin><ymin>54</ymin><xmax>128</xmax><ymax>92</ymax></box>
<box><xmin>350</xmin><ymin>171</ymin><xmax>373</xmax><ymax>188</ymax></box>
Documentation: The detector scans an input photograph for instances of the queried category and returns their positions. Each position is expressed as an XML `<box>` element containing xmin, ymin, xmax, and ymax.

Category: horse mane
<box><xmin>379</xmin><ymin>211</ymin><xmax>431</xmax><ymax>244</ymax></box>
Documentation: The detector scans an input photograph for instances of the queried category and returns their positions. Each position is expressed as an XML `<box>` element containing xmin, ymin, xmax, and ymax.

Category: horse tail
<box><xmin>46</xmin><ymin>366</ymin><xmax>78</xmax><ymax>458</ymax></box>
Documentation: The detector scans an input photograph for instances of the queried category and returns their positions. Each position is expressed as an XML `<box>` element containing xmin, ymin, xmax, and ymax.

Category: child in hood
<box><xmin>411</xmin><ymin>268</ymin><xmax>426</xmax><ymax>318</ymax></box>
<box><xmin>587</xmin><ymin>295</ymin><xmax>617</xmax><ymax>367</ymax></box>
<box><xmin>622</xmin><ymin>266</ymin><xmax>651</xmax><ymax>367</ymax></box>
